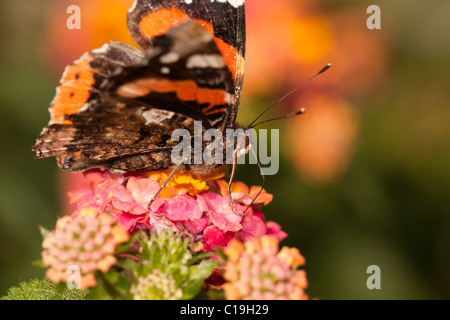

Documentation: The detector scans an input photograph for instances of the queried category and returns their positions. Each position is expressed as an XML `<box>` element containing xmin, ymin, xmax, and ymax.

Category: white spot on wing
<box><xmin>43</xmin><ymin>138</ymin><xmax>74</xmax><ymax>143</ymax></box>
<box><xmin>78</xmin><ymin>103</ymin><xmax>90</xmax><ymax>112</ymax></box>
<box><xmin>39</xmin><ymin>148</ymin><xmax>69</xmax><ymax>153</ymax></box>
<box><xmin>141</xmin><ymin>109</ymin><xmax>175</xmax><ymax>125</ymax></box>
<box><xmin>161</xmin><ymin>67</ymin><xmax>170</xmax><ymax>74</ymax></box>
<box><xmin>129</xmin><ymin>0</ymin><xmax>138</xmax><ymax>12</ymax></box>
<box><xmin>159</xmin><ymin>52</ymin><xmax>180</xmax><ymax>64</ymax></box>
<box><xmin>92</xmin><ymin>44</ymin><xmax>109</xmax><ymax>54</ymax></box>
<box><xmin>211</xmin><ymin>0</ymin><xmax>245</xmax><ymax>8</ymax></box>
<box><xmin>186</xmin><ymin>54</ymin><xmax>226</xmax><ymax>69</ymax></box>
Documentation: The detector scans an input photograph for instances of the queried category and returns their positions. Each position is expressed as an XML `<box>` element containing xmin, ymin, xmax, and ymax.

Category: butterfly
<box><xmin>33</xmin><ymin>0</ymin><xmax>247</xmax><ymax>179</ymax></box>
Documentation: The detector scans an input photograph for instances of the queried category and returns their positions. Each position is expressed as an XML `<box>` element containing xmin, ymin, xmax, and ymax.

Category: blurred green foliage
<box><xmin>0</xmin><ymin>0</ymin><xmax>449</xmax><ymax>299</ymax></box>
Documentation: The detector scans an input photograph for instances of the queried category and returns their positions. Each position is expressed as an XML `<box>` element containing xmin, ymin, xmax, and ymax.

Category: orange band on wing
<box><xmin>50</xmin><ymin>54</ymin><xmax>96</xmax><ymax>124</ymax></box>
<box><xmin>202</xmin><ymin>107</ymin><xmax>226</xmax><ymax>116</ymax></box>
<box><xmin>213</xmin><ymin>38</ymin><xmax>244</xmax><ymax>81</ymax></box>
<box><xmin>197</xmin><ymin>88</ymin><xmax>230</xmax><ymax>106</ymax></box>
<box><xmin>138</xmin><ymin>7</ymin><xmax>243</xmax><ymax>80</ymax></box>
<box><xmin>117</xmin><ymin>78</ymin><xmax>230</xmax><ymax>113</ymax></box>
<box><xmin>138</xmin><ymin>7</ymin><xmax>189</xmax><ymax>42</ymax></box>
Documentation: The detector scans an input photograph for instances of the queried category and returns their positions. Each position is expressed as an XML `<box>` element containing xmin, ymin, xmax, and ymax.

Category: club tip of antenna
<box><xmin>291</xmin><ymin>108</ymin><xmax>306</xmax><ymax>117</ymax></box>
<box><xmin>318</xmin><ymin>63</ymin><xmax>332</xmax><ymax>75</ymax></box>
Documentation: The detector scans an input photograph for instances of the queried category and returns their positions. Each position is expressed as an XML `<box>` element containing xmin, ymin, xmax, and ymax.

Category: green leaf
<box><xmin>189</xmin><ymin>251</ymin><xmax>217</xmax><ymax>265</ymax></box>
<box><xmin>54</xmin><ymin>282</ymin><xmax>67</xmax><ymax>295</ymax></box>
<box><xmin>188</xmin><ymin>259</ymin><xmax>217</xmax><ymax>281</ymax></box>
<box><xmin>206</xmin><ymin>289</ymin><xmax>226</xmax><ymax>300</ymax></box>
<box><xmin>141</xmin><ymin>237</ymin><xmax>151</xmax><ymax>260</ymax></box>
<box><xmin>114</xmin><ymin>274</ymin><xmax>133</xmax><ymax>299</ymax></box>
<box><xmin>150</xmin><ymin>245</ymin><xmax>162</xmax><ymax>270</ymax></box>
<box><xmin>111</xmin><ymin>230</ymin><xmax>219</xmax><ymax>300</ymax></box>
<box><xmin>182</xmin><ymin>279</ymin><xmax>205</xmax><ymax>300</ymax></box>
<box><xmin>171</xmin><ymin>267</ymin><xmax>188</xmax><ymax>285</ymax></box>
<box><xmin>115</xmin><ymin>242</ymin><xmax>134</xmax><ymax>255</ymax></box>
<box><xmin>172</xmin><ymin>246</ymin><xmax>187</xmax><ymax>263</ymax></box>
<box><xmin>1</xmin><ymin>279</ymin><xmax>89</xmax><ymax>300</ymax></box>
<box><xmin>214</xmin><ymin>247</ymin><xmax>228</xmax><ymax>262</ymax></box>
<box><xmin>88</xmin><ymin>285</ymin><xmax>109</xmax><ymax>300</ymax></box>
<box><xmin>116</xmin><ymin>256</ymin><xmax>138</xmax><ymax>271</ymax></box>
<box><xmin>95</xmin><ymin>272</ymin><xmax>127</xmax><ymax>300</ymax></box>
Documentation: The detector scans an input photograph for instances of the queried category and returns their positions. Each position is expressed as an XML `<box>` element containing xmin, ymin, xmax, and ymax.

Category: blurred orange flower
<box><xmin>243</xmin><ymin>1</ymin><xmax>389</xmax><ymax>184</ymax></box>
<box><xmin>244</xmin><ymin>0</ymin><xmax>333</xmax><ymax>96</ymax></box>
<box><xmin>287</xmin><ymin>93</ymin><xmax>360</xmax><ymax>185</ymax></box>
<box><xmin>44</xmin><ymin>0</ymin><xmax>135</xmax><ymax>73</ymax></box>
<box><xmin>324</xmin><ymin>9</ymin><xmax>390</xmax><ymax>97</ymax></box>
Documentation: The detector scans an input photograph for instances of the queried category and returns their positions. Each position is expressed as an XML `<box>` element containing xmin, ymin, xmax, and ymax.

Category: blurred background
<box><xmin>1</xmin><ymin>0</ymin><xmax>449</xmax><ymax>299</ymax></box>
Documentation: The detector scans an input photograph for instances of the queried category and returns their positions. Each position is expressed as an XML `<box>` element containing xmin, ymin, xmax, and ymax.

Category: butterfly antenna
<box><xmin>248</xmin><ymin>63</ymin><xmax>331</xmax><ymax>128</ymax></box>
<box><xmin>250</xmin><ymin>108</ymin><xmax>306</xmax><ymax>128</ymax></box>
<box><xmin>227</xmin><ymin>150</ymin><xmax>244</xmax><ymax>217</ymax></box>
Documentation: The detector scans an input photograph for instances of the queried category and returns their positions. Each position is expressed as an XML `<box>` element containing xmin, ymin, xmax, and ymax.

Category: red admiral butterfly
<box><xmin>33</xmin><ymin>0</ymin><xmax>330</xmax><ymax>213</ymax></box>
<box><xmin>33</xmin><ymin>0</ymin><xmax>246</xmax><ymax>178</ymax></box>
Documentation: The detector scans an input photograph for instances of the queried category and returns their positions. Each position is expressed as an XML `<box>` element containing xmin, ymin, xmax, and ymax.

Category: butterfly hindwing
<box><xmin>127</xmin><ymin>0</ymin><xmax>245</xmax><ymax>106</ymax></box>
<box><xmin>111</xmin><ymin>21</ymin><xmax>236</xmax><ymax>130</ymax></box>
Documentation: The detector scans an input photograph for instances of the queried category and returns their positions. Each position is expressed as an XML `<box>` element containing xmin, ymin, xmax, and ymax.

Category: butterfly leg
<box><xmin>227</xmin><ymin>151</ymin><xmax>243</xmax><ymax>217</ymax></box>
<box><xmin>148</xmin><ymin>164</ymin><xmax>182</xmax><ymax>210</ymax></box>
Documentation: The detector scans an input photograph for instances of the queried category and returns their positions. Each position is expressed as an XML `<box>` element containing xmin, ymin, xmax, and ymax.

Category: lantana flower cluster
<box><xmin>42</xmin><ymin>211</ymin><xmax>129</xmax><ymax>289</ymax></box>
<box><xmin>67</xmin><ymin>169</ymin><xmax>286</xmax><ymax>252</ymax></box>
<box><xmin>223</xmin><ymin>236</ymin><xmax>308</xmax><ymax>300</ymax></box>
<box><xmin>40</xmin><ymin>169</ymin><xmax>307</xmax><ymax>300</ymax></box>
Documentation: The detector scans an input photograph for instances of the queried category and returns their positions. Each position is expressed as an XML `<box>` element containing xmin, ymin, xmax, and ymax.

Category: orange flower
<box><xmin>224</xmin><ymin>238</ymin><xmax>245</xmax><ymax>262</ymax></box>
<box><xmin>214</xmin><ymin>180</ymin><xmax>273</xmax><ymax>206</ymax></box>
<box><xmin>243</xmin><ymin>1</ymin><xmax>389</xmax><ymax>98</ymax></box>
<box><xmin>287</xmin><ymin>93</ymin><xmax>360</xmax><ymax>185</ymax></box>
<box><xmin>44</xmin><ymin>0</ymin><xmax>135</xmax><ymax>73</ymax></box>
<box><xmin>249</xmin><ymin>186</ymin><xmax>273</xmax><ymax>206</ymax></box>
<box><xmin>145</xmin><ymin>169</ymin><xmax>223</xmax><ymax>198</ymax></box>
<box><xmin>278</xmin><ymin>247</ymin><xmax>306</xmax><ymax>269</ymax></box>
<box><xmin>326</xmin><ymin>9</ymin><xmax>390</xmax><ymax>97</ymax></box>
<box><xmin>244</xmin><ymin>0</ymin><xmax>333</xmax><ymax>96</ymax></box>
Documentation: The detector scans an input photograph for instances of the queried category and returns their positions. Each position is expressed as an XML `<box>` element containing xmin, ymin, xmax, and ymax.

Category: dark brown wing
<box><xmin>35</xmin><ymin>98</ymin><xmax>195</xmax><ymax>173</ymax></box>
<box><xmin>33</xmin><ymin>21</ymin><xmax>234</xmax><ymax>173</ymax></box>
<box><xmin>110</xmin><ymin>20</ymin><xmax>236</xmax><ymax>130</ymax></box>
